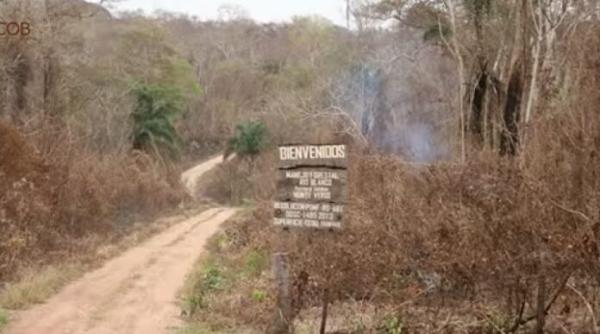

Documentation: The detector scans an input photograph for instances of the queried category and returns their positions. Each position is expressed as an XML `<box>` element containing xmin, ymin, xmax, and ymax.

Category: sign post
<box><xmin>270</xmin><ymin>252</ymin><xmax>292</xmax><ymax>334</ymax></box>
<box><xmin>271</xmin><ymin>144</ymin><xmax>348</xmax><ymax>333</ymax></box>
<box><xmin>274</xmin><ymin>144</ymin><xmax>347</xmax><ymax>229</ymax></box>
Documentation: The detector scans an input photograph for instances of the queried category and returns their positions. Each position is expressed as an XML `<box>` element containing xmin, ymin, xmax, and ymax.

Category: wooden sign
<box><xmin>274</xmin><ymin>144</ymin><xmax>347</xmax><ymax>229</ymax></box>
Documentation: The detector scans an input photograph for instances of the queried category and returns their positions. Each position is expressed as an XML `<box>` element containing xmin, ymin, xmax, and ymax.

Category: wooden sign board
<box><xmin>274</xmin><ymin>144</ymin><xmax>347</xmax><ymax>229</ymax></box>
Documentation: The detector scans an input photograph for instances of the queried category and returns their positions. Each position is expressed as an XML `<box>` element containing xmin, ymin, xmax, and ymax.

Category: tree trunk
<box><xmin>535</xmin><ymin>273</ymin><xmax>547</xmax><ymax>333</ymax></box>
<box><xmin>500</xmin><ymin>65</ymin><xmax>522</xmax><ymax>156</ymax></box>
<box><xmin>470</xmin><ymin>65</ymin><xmax>488</xmax><ymax>145</ymax></box>
<box><xmin>446</xmin><ymin>0</ymin><xmax>466</xmax><ymax>163</ymax></box>
<box><xmin>523</xmin><ymin>3</ymin><xmax>543</xmax><ymax>125</ymax></box>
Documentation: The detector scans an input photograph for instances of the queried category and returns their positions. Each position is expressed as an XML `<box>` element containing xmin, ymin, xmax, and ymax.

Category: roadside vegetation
<box><xmin>0</xmin><ymin>264</ymin><xmax>82</xmax><ymax>310</ymax></box>
<box><xmin>0</xmin><ymin>308</ymin><xmax>7</xmax><ymax>332</ymax></box>
<box><xmin>178</xmin><ymin>1</ymin><xmax>600</xmax><ymax>333</ymax></box>
<box><xmin>178</xmin><ymin>210</ymin><xmax>271</xmax><ymax>333</ymax></box>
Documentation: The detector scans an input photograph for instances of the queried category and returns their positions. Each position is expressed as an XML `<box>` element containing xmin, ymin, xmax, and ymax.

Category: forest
<box><xmin>1</xmin><ymin>0</ymin><xmax>600</xmax><ymax>333</ymax></box>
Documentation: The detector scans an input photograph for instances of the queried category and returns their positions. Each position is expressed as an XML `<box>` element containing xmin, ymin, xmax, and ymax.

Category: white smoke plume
<box><xmin>333</xmin><ymin>28</ymin><xmax>457</xmax><ymax>163</ymax></box>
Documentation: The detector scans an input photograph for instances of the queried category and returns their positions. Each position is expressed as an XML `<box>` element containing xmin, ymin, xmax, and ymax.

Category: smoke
<box><xmin>334</xmin><ymin>29</ymin><xmax>456</xmax><ymax>163</ymax></box>
<box><xmin>342</xmin><ymin>64</ymin><xmax>380</xmax><ymax>138</ymax></box>
<box><xmin>382</xmin><ymin>122</ymin><xmax>444</xmax><ymax>163</ymax></box>
<box><xmin>336</xmin><ymin>63</ymin><xmax>450</xmax><ymax>163</ymax></box>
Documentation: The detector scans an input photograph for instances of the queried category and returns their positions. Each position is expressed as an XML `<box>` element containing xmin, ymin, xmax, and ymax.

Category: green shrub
<box><xmin>182</xmin><ymin>292</ymin><xmax>205</xmax><ymax>316</ymax></box>
<box><xmin>0</xmin><ymin>308</ymin><xmax>8</xmax><ymax>330</ymax></box>
<box><xmin>175</xmin><ymin>323</ymin><xmax>213</xmax><ymax>334</ymax></box>
<box><xmin>131</xmin><ymin>83</ymin><xmax>183</xmax><ymax>157</ymax></box>
<box><xmin>181</xmin><ymin>263</ymin><xmax>225</xmax><ymax>315</ymax></box>
<box><xmin>377</xmin><ymin>315</ymin><xmax>404</xmax><ymax>334</ymax></box>
<box><xmin>243</xmin><ymin>250</ymin><xmax>267</xmax><ymax>277</ymax></box>
<box><xmin>225</xmin><ymin>121</ymin><xmax>268</xmax><ymax>160</ymax></box>
<box><xmin>202</xmin><ymin>265</ymin><xmax>223</xmax><ymax>291</ymax></box>
<box><xmin>250</xmin><ymin>289</ymin><xmax>266</xmax><ymax>303</ymax></box>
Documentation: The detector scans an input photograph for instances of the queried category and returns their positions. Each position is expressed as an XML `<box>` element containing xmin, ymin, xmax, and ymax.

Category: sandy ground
<box><xmin>5</xmin><ymin>157</ymin><xmax>235</xmax><ymax>334</ymax></box>
<box><xmin>180</xmin><ymin>155</ymin><xmax>224</xmax><ymax>195</ymax></box>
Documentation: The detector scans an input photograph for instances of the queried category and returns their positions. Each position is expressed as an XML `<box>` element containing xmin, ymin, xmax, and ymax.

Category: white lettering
<box><xmin>279</xmin><ymin>145</ymin><xmax>346</xmax><ymax>161</ymax></box>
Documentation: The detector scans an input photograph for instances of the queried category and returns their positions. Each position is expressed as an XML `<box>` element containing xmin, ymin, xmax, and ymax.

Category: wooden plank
<box><xmin>273</xmin><ymin>201</ymin><xmax>344</xmax><ymax>229</ymax></box>
<box><xmin>274</xmin><ymin>144</ymin><xmax>347</xmax><ymax>229</ymax></box>
<box><xmin>277</xmin><ymin>144</ymin><xmax>348</xmax><ymax>169</ymax></box>
<box><xmin>270</xmin><ymin>252</ymin><xmax>292</xmax><ymax>334</ymax></box>
<box><xmin>275</xmin><ymin>168</ymin><xmax>348</xmax><ymax>203</ymax></box>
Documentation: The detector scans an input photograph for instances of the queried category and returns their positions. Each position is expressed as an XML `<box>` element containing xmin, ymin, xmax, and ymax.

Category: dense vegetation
<box><xmin>1</xmin><ymin>0</ymin><xmax>600</xmax><ymax>333</ymax></box>
<box><xmin>186</xmin><ymin>1</ymin><xmax>600</xmax><ymax>333</ymax></box>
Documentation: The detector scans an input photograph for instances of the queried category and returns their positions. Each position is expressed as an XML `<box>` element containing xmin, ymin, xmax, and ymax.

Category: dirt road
<box><xmin>5</xmin><ymin>157</ymin><xmax>235</xmax><ymax>334</ymax></box>
<box><xmin>181</xmin><ymin>155</ymin><xmax>224</xmax><ymax>195</ymax></box>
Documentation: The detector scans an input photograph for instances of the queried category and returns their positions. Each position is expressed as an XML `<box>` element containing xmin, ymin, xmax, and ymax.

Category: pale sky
<box><xmin>96</xmin><ymin>0</ymin><xmax>349</xmax><ymax>26</ymax></box>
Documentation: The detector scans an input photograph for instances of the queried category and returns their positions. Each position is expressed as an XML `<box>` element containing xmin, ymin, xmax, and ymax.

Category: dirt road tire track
<box><xmin>5</xmin><ymin>156</ymin><xmax>235</xmax><ymax>334</ymax></box>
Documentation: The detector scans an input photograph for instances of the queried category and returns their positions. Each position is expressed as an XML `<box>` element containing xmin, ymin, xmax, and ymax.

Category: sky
<box><xmin>97</xmin><ymin>0</ymin><xmax>349</xmax><ymax>26</ymax></box>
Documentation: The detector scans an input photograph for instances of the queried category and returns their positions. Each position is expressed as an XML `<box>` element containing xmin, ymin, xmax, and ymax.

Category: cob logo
<box><xmin>0</xmin><ymin>22</ymin><xmax>31</xmax><ymax>36</ymax></box>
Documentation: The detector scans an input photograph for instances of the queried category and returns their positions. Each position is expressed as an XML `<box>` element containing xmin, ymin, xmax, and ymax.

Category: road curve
<box><xmin>5</xmin><ymin>157</ymin><xmax>235</xmax><ymax>334</ymax></box>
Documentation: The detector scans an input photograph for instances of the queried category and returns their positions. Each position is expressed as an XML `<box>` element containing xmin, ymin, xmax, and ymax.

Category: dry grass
<box><xmin>0</xmin><ymin>308</ymin><xmax>7</xmax><ymax>332</ymax></box>
<box><xmin>174</xmin><ymin>324</ymin><xmax>216</xmax><ymax>334</ymax></box>
<box><xmin>175</xmin><ymin>32</ymin><xmax>600</xmax><ymax>326</ymax></box>
<box><xmin>0</xmin><ymin>264</ymin><xmax>83</xmax><ymax>310</ymax></box>
<box><xmin>178</xmin><ymin>210</ymin><xmax>274</xmax><ymax>332</ymax></box>
<box><xmin>0</xmin><ymin>121</ymin><xmax>188</xmax><ymax>281</ymax></box>
<box><xmin>182</xmin><ymin>140</ymin><xmax>600</xmax><ymax>333</ymax></box>
<box><xmin>175</xmin><ymin>323</ymin><xmax>259</xmax><ymax>334</ymax></box>
<box><xmin>0</xmin><ymin>122</ymin><xmax>208</xmax><ymax>310</ymax></box>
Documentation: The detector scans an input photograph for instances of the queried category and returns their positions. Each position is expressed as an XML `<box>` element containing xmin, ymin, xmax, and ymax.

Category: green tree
<box><xmin>131</xmin><ymin>84</ymin><xmax>183</xmax><ymax>159</ymax></box>
<box><xmin>224</xmin><ymin>121</ymin><xmax>268</xmax><ymax>161</ymax></box>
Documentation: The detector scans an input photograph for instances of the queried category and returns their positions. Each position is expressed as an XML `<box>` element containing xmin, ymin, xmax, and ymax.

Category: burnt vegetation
<box><xmin>1</xmin><ymin>0</ymin><xmax>600</xmax><ymax>333</ymax></box>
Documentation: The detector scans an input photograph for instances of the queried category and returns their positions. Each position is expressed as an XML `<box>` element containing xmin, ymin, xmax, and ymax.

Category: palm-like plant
<box><xmin>131</xmin><ymin>84</ymin><xmax>183</xmax><ymax>158</ymax></box>
<box><xmin>225</xmin><ymin>121</ymin><xmax>268</xmax><ymax>161</ymax></box>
